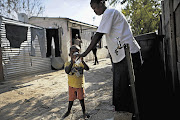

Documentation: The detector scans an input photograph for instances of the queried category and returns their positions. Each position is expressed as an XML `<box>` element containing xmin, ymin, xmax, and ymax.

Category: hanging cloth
<box><xmin>46</xmin><ymin>29</ymin><xmax>60</xmax><ymax>57</ymax></box>
<box><xmin>5</xmin><ymin>24</ymin><xmax>28</xmax><ymax>48</ymax></box>
<box><xmin>30</xmin><ymin>27</ymin><xmax>46</xmax><ymax>58</ymax></box>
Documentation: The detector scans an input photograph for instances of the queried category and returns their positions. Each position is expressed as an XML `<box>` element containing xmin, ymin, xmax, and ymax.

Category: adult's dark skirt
<box><xmin>112</xmin><ymin>51</ymin><xmax>141</xmax><ymax>113</ymax></box>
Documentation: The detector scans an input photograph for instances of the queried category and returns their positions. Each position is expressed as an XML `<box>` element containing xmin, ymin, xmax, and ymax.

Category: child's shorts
<box><xmin>68</xmin><ymin>86</ymin><xmax>85</xmax><ymax>101</ymax></box>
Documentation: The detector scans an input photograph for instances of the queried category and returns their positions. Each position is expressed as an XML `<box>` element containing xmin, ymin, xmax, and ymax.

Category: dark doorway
<box><xmin>71</xmin><ymin>28</ymin><xmax>80</xmax><ymax>45</ymax></box>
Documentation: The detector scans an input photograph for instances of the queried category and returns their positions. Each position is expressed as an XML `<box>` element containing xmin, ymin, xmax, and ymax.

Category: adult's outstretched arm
<box><xmin>79</xmin><ymin>32</ymin><xmax>104</xmax><ymax>57</ymax></box>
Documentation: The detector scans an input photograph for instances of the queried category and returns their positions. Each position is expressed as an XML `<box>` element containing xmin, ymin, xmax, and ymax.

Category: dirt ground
<box><xmin>0</xmin><ymin>58</ymin><xmax>132</xmax><ymax>120</ymax></box>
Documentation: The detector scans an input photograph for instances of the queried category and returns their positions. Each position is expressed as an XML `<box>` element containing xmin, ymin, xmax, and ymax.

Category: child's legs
<box><xmin>62</xmin><ymin>86</ymin><xmax>77</xmax><ymax>118</ymax></box>
<box><xmin>62</xmin><ymin>101</ymin><xmax>74</xmax><ymax>118</ymax></box>
<box><xmin>77</xmin><ymin>88</ymin><xmax>85</xmax><ymax>113</ymax></box>
<box><xmin>68</xmin><ymin>101</ymin><xmax>74</xmax><ymax>112</ymax></box>
<box><xmin>67</xmin><ymin>86</ymin><xmax>77</xmax><ymax>113</ymax></box>
<box><xmin>79</xmin><ymin>99</ymin><xmax>85</xmax><ymax>114</ymax></box>
<box><xmin>80</xmin><ymin>99</ymin><xmax>90</xmax><ymax>118</ymax></box>
<box><xmin>69</xmin><ymin>87</ymin><xmax>85</xmax><ymax>113</ymax></box>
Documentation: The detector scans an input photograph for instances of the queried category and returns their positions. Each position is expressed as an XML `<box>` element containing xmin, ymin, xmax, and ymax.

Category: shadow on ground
<box><xmin>0</xmin><ymin>70</ymin><xmax>56</xmax><ymax>94</ymax></box>
<box><xmin>0</xmin><ymin>63</ymin><xmax>114</xmax><ymax>120</ymax></box>
<box><xmin>1</xmin><ymin>57</ymin><xmax>179</xmax><ymax>120</ymax></box>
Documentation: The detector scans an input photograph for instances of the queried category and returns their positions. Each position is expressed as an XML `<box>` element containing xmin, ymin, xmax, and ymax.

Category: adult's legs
<box><xmin>113</xmin><ymin>57</ymin><xmax>134</xmax><ymax>113</ymax></box>
<box><xmin>95</xmin><ymin>53</ymin><xmax>98</xmax><ymax>64</ymax></box>
<box><xmin>92</xmin><ymin>48</ymin><xmax>98</xmax><ymax>65</ymax></box>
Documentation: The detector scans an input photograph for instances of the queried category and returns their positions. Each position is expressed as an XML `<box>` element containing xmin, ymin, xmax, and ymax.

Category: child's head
<box><xmin>90</xmin><ymin>0</ymin><xmax>107</xmax><ymax>15</ymax></box>
<box><xmin>69</xmin><ymin>45</ymin><xmax>80</xmax><ymax>58</ymax></box>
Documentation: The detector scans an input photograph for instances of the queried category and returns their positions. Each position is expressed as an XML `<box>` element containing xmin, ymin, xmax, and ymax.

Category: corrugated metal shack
<box><xmin>0</xmin><ymin>16</ymin><xmax>51</xmax><ymax>81</ymax></box>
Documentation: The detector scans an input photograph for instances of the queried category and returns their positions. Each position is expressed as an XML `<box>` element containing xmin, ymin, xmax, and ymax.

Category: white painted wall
<box><xmin>29</xmin><ymin>17</ymin><xmax>109</xmax><ymax>63</ymax></box>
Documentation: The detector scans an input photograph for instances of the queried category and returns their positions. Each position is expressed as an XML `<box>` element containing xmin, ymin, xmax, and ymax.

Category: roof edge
<box><xmin>29</xmin><ymin>16</ymin><xmax>98</xmax><ymax>28</ymax></box>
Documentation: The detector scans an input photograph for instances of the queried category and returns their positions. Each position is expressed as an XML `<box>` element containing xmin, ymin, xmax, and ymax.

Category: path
<box><xmin>0</xmin><ymin>58</ymin><xmax>132</xmax><ymax>120</ymax></box>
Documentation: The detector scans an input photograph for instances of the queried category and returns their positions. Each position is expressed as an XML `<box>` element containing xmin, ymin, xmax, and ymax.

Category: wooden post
<box><xmin>124</xmin><ymin>44</ymin><xmax>140</xmax><ymax>120</ymax></box>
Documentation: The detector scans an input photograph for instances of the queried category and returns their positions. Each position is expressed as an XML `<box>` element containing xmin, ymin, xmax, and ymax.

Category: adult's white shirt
<box><xmin>97</xmin><ymin>8</ymin><xmax>141</xmax><ymax>63</ymax></box>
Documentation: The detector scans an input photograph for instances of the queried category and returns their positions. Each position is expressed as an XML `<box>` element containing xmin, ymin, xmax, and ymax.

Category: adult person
<box><xmin>74</xmin><ymin>34</ymin><xmax>82</xmax><ymax>48</ymax></box>
<box><xmin>91</xmin><ymin>36</ymin><xmax>99</xmax><ymax>65</ymax></box>
<box><xmin>77</xmin><ymin>0</ymin><xmax>142</xmax><ymax>119</ymax></box>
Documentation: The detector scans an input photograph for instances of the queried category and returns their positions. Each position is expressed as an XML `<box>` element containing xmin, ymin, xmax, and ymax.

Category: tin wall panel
<box><xmin>0</xmin><ymin>17</ymin><xmax>51</xmax><ymax>80</ymax></box>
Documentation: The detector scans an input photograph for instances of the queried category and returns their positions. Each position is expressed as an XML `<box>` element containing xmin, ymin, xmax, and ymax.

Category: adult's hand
<box><xmin>76</xmin><ymin>52</ymin><xmax>87</xmax><ymax>60</ymax></box>
<box><xmin>76</xmin><ymin>32</ymin><xmax>104</xmax><ymax>60</ymax></box>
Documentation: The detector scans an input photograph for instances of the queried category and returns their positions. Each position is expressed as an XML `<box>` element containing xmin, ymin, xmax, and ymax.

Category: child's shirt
<box><xmin>64</xmin><ymin>61</ymin><xmax>85</xmax><ymax>88</ymax></box>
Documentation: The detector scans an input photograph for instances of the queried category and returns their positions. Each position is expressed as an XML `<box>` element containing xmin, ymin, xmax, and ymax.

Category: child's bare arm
<box><xmin>82</xmin><ymin>60</ymin><xmax>89</xmax><ymax>70</ymax></box>
<box><xmin>65</xmin><ymin>61</ymin><xmax>73</xmax><ymax>74</ymax></box>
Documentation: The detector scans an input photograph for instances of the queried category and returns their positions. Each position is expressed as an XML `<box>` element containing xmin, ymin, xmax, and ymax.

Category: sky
<box><xmin>43</xmin><ymin>0</ymin><xmax>123</xmax><ymax>26</ymax></box>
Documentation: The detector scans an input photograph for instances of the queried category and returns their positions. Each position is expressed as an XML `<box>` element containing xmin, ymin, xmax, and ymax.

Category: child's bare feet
<box><xmin>83</xmin><ymin>113</ymin><xmax>90</xmax><ymax>119</ymax></box>
<box><xmin>62</xmin><ymin>111</ymin><xmax>70</xmax><ymax>119</ymax></box>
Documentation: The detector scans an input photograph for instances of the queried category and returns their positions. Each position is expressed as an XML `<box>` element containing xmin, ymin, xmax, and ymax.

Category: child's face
<box><xmin>70</xmin><ymin>48</ymin><xmax>79</xmax><ymax>59</ymax></box>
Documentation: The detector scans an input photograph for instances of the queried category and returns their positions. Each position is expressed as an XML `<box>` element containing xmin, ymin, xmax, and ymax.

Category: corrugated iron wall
<box><xmin>0</xmin><ymin>16</ymin><xmax>51</xmax><ymax>80</ymax></box>
<box><xmin>0</xmin><ymin>17</ymin><xmax>3</xmax><ymax>81</ymax></box>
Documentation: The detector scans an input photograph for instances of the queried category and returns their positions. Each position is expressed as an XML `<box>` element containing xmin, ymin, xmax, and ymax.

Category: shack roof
<box><xmin>29</xmin><ymin>16</ymin><xmax>98</xmax><ymax>28</ymax></box>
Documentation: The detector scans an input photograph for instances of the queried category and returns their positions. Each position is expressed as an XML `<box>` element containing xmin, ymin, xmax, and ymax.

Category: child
<box><xmin>62</xmin><ymin>45</ymin><xmax>89</xmax><ymax>119</ymax></box>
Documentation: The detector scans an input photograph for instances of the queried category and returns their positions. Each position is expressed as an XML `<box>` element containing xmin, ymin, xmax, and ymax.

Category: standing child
<box><xmin>62</xmin><ymin>45</ymin><xmax>89</xmax><ymax>119</ymax></box>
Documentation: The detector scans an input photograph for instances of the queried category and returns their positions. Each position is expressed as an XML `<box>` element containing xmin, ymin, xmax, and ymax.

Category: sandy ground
<box><xmin>0</xmin><ymin>58</ymin><xmax>132</xmax><ymax>120</ymax></box>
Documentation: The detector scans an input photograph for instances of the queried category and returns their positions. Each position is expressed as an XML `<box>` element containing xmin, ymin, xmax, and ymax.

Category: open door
<box><xmin>71</xmin><ymin>28</ymin><xmax>80</xmax><ymax>45</ymax></box>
